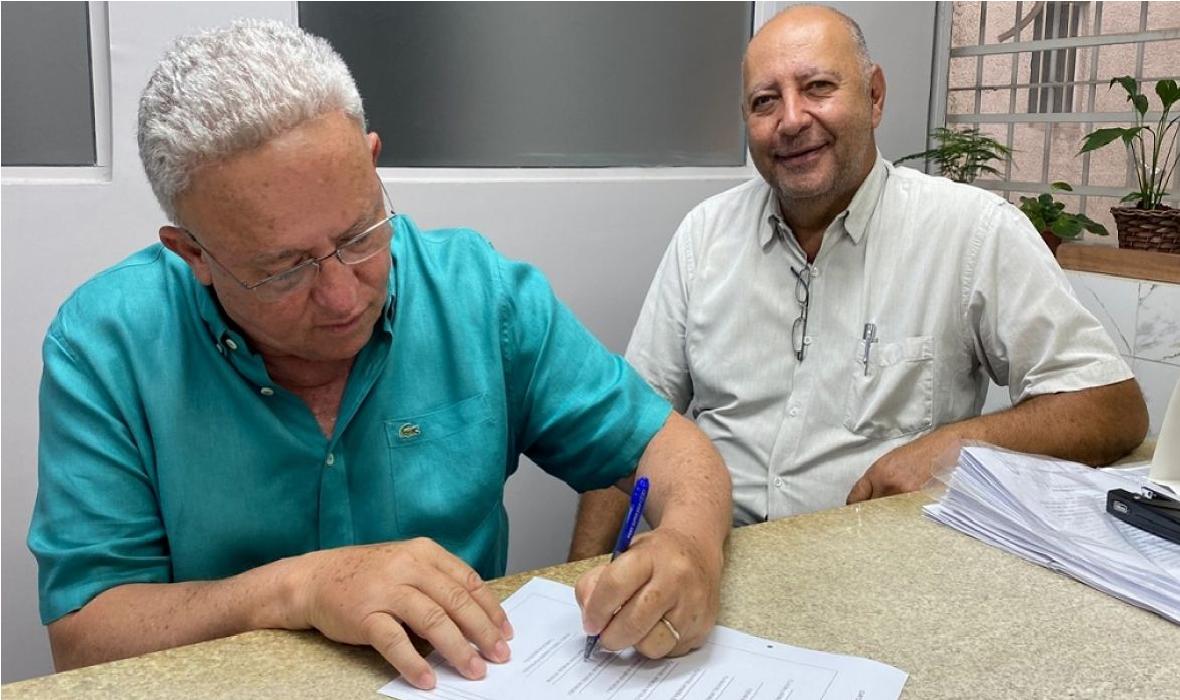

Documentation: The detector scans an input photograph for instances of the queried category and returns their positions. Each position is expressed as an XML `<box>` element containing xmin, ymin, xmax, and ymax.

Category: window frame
<box><xmin>1</xmin><ymin>1</ymin><xmax>112</xmax><ymax>184</ymax></box>
<box><xmin>927</xmin><ymin>1</ymin><xmax>1179</xmax><ymax>203</ymax></box>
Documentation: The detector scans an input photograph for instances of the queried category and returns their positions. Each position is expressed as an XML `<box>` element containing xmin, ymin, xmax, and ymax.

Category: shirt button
<box><xmin>774</xmin><ymin>477</ymin><xmax>784</xmax><ymax>488</ymax></box>
<box><xmin>224</xmin><ymin>338</ymin><xmax>238</xmax><ymax>351</ymax></box>
<box><xmin>788</xmin><ymin>406</ymin><xmax>800</xmax><ymax>417</ymax></box>
<box><xmin>325</xmin><ymin>453</ymin><xmax>335</xmax><ymax>467</ymax></box>
<box><xmin>810</xmin><ymin>268</ymin><xmax>820</xmax><ymax>278</ymax></box>
<box><xmin>260</xmin><ymin>387</ymin><xmax>274</xmax><ymax>396</ymax></box>
<box><xmin>803</xmin><ymin>336</ymin><xmax>813</xmax><ymax>345</ymax></box>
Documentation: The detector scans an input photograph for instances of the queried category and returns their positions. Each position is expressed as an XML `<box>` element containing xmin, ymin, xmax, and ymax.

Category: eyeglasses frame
<box><xmin>790</xmin><ymin>265</ymin><xmax>810</xmax><ymax>362</ymax></box>
<box><xmin>182</xmin><ymin>178</ymin><xmax>397</xmax><ymax>300</ymax></box>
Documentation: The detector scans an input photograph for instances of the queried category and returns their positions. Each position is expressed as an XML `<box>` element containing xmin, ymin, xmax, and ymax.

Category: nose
<box><xmin>309</xmin><ymin>255</ymin><xmax>359</xmax><ymax>314</ymax></box>
<box><xmin>777</xmin><ymin>91</ymin><xmax>813</xmax><ymax>138</ymax></box>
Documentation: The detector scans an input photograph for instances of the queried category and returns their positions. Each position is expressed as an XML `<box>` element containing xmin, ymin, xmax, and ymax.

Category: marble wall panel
<box><xmin>1136</xmin><ymin>282</ymin><xmax>1180</xmax><ymax>366</ymax></box>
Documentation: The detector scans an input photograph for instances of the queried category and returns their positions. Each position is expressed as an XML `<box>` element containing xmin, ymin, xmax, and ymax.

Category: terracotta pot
<box><xmin>1111</xmin><ymin>205</ymin><xmax>1180</xmax><ymax>254</ymax></box>
<box><xmin>1040</xmin><ymin>230</ymin><xmax>1063</xmax><ymax>257</ymax></box>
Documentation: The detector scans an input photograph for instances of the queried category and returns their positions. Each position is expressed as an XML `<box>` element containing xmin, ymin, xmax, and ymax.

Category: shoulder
<box><xmin>670</xmin><ymin>177</ymin><xmax>773</xmax><ymax>255</ymax></box>
<box><xmin>394</xmin><ymin>215</ymin><xmax>501</xmax><ymax>273</ymax></box>
<box><xmin>884</xmin><ymin>164</ymin><xmax>1033</xmax><ymax>249</ymax></box>
<box><xmin>684</xmin><ymin>177</ymin><xmax>772</xmax><ymax>229</ymax></box>
<box><xmin>393</xmin><ymin>215</ymin><xmax>554</xmax><ymax>315</ymax></box>
<box><xmin>48</xmin><ymin>244</ymin><xmax>194</xmax><ymax>351</ymax></box>
<box><xmin>889</xmin><ymin>164</ymin><xmax>1008</xmax><ymax>208</ymax></box>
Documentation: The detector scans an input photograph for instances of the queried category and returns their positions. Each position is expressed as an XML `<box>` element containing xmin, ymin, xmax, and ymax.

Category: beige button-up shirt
<box><xmin>626</xmin><ymin>156</ymin><xmax>1132</xmax><ymax>525</ymax></box>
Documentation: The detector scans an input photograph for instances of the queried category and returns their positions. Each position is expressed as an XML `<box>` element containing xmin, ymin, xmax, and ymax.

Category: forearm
<box><xmin>49</xmin><ymin>555</ymin><xmax>305</xmax><ymax>671</ymax></box>
<box><xmin>943</xmin><ymin>379</ymin><xmax>1148</xmax><ymax>465</ymax></box>
<box><xmin>634</xmin><ymin>413</ymin><xmax>732</xmax><ymax>557</ymax></box>
<box><xmin>568</xmin><ymin>488</ymin><xmax>631</xmax><ymax>561</ymax></box>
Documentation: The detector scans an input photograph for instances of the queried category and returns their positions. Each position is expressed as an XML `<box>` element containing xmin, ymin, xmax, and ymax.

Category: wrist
<box><xmin>654</xmin><ymin>517</ymin><xmax>727</xmax><ymax>572</ymax></box>
<box><xmin>242</xmin><ymin>552</ymin><xmax>314</xmax><ymax>631</ymax></box>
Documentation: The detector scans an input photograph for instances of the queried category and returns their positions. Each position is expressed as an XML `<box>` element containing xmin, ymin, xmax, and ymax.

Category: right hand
<box><xmin>294</xmin><ymin>538</ymin><xmax>513</xmax><ymax>689</ymax></box>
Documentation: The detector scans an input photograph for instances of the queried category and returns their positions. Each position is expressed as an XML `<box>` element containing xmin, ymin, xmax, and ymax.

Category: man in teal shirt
<box><xmin>29</xmin><ymin>20</ymin><xmax>731</xmax><ymax>690</ymax></box>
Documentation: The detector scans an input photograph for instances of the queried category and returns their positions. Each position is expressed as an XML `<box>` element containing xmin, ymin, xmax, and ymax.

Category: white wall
<box><xmin>0</xmin><ymin>1</ymin><xmax>936</xmax><ymax>683</ymax></box>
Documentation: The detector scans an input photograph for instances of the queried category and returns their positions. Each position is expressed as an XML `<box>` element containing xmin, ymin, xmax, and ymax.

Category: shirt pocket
<box><xmin>385</xmin><ymin>393</ymin><xmax>501</xmax><ymax>542</ymax></box>
<box><xmin>843</xmin><ymin>335</ymin><xmax>934</xmax><ymax>439</ymax></box>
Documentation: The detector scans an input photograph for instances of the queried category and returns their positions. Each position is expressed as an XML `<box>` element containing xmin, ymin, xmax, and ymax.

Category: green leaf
<box><xmin>1120</xmin><ymin>191</ymin><xmax>1144</xmax><ymax>204</ymax></box>
<box><xmin>1082</xmin><ymin>219</ymin><xmax>1110</xmax><ymax>235</ymax></box>
<box><xmin>1131</xmin><ymin>93</ymin><xmax>1149</xmax><ymax>116</ymax></box>
<box><xmin>1050</xmin><ymin>181</ymin><xmax>1073</xmax><ymax>192</ymax></box>
<box><xmin>1111</xmin><ymin>76</ymin><xmax>1139</xmax><ymax>99</ymax></box>
<box><xmin>1156</xmin><ymin>79</ymin><xmax>1180</xmax><ymax>112</ymax></box>
<box><xmin>1079</xmin><ymin>127</ymin><xmax>1130</xmax><ymax>153</ymax></box>
<box><xmin>1038</xmin><ymin>193</ymin><xmax>1054</xmax><ymax>206</ymax></box>
<box><xmin>1051</xmin><ymin>218</ymin><xmax>1083</xmax><ymax>239</ymax></box>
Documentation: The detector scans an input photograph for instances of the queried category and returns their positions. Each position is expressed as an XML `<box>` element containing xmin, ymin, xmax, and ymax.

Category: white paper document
<box><xmin>924</xmin><ymin>445</ymin><xmax>1180</xmax><ymax>624</ymax></box>
<box><xmin>379</xmin><ymin>578</ymin><xmax>906</xmax><ymax>700</ymax></box>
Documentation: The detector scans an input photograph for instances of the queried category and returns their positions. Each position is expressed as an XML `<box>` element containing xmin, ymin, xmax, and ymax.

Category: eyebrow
<box><xmin>794</xmin><ymin>65</ymin><xmax>843</xmax><ymax>81</ymax></box>
<box><xmin>248</xmin><ymin>207</ymin><xmax>378</xmax><ymax>267</ymax></box>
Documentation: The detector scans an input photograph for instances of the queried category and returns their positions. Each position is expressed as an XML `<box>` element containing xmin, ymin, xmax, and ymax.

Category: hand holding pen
<box><xmin>583</xmin><ymin>477</ymin><xmax>651</xmax><ymax>659</ymax></box>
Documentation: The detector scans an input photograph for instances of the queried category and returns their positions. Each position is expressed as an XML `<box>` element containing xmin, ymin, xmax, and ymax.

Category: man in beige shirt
<box><xmin>570</xmin><ymin>5</ymin><xmax>1147</xmax><ymax>554</ymax></box>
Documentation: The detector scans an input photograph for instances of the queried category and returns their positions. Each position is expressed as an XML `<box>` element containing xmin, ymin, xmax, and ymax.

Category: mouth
<box><xmin>774</xmin><ymin>143</ymin><xmax>828</xmax><ymax>165</ymax></box>
<box><xmin>319</xmin><ymin>312</ymin><xmax>367</xmax><ymax>333</ymax></box>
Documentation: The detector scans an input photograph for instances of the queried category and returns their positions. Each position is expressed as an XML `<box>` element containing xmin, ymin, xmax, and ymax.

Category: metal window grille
<box><xmin>932</xmin><ymin>1</ymin><xmax>1180</xmax><ymax>242</ymax></box>
<box><xmin>1027</xmin><ymin>2</ymin><xmax>1084</xmax><ymax>113</ymax></box>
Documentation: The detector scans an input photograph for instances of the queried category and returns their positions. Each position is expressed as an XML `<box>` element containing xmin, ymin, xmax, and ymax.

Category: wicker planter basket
<box><xmin>1111</xmin><ymin>206</ymin><xmax>1180</xmax><ymax>253</ymax></box>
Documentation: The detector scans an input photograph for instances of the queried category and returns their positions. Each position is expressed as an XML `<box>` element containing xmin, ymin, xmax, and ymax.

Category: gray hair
<box><xmin>137</xmin><ymin>19</ymin><xmax>365</xmax><ymax>224</ymax></box>
<box><xmin>831</xmin><ymin>8</ymin><xmax>874</xmax><ymax>83</ymax></box>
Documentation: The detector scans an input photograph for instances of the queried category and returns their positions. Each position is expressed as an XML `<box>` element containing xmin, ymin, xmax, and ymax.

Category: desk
<box><xmin>6</xmin><ymin>488</ymin><xmax>1178</xmax><ymax>698</ymax></box>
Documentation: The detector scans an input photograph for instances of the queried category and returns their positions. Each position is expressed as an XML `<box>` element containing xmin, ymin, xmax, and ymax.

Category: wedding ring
<box><xmin>659</xmin><ymin>616</ymin><xmax>681</xmax><ymax>644</ymax></box>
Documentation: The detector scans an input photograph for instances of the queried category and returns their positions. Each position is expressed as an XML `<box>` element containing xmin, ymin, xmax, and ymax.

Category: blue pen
<box><xmin>583</xmin><ymin>476</ymin><xmax>650</xmax><ymax>660</ymax></box>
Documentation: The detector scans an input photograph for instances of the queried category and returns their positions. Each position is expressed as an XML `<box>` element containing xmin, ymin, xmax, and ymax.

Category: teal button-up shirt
<box><xmin>30</xmin><ymin>216</ymin><xmax>671</xmax><ymax>624</ymax></box>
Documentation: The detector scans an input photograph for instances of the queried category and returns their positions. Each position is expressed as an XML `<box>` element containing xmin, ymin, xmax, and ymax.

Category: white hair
<box><xmin>137</xmin><ymin>19</ymin><xmax>365</xmax><ymax>224</ymax></box>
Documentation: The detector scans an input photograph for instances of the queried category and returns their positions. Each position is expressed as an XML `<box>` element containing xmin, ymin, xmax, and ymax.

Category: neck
<box><xmin>261</xmin><ymin>353</ymin><xmax>355</xmax><ymax>392</ymax></box>
<box><xmin>778</xmin><ymin>154</ymin><xmax>876</xmax><ymax>262</ymax></box>
<box><xmin>777</xmin><ymin>193</ymin><xmax>853</xmax><ymax>261</ymax></box>
<box><xmin>262</xmin><ymin>352</ymin><xmax>355</xmax><ymax>438</ymax></box>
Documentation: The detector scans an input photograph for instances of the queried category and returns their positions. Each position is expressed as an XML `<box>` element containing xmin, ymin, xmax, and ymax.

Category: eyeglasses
<box><xmin>790</xmin><ymin>265</ymin><xmax>811</xmax><ymax>362</ymax></box>
<box><xmin>184</xmin><ymin>180</ymin><xmax>397</xmax><ymax>303</ymax></box>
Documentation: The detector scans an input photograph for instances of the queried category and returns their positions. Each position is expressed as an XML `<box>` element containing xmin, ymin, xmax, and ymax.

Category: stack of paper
<box><xmin>924</xmin><ymin>445</ymin><xmax>1180</xmax><ymax>623</ymax></box>
<box><xmin>381</xmin><ymin>578</ymin><xmax>907</xmax><ymax>700</ymax></box>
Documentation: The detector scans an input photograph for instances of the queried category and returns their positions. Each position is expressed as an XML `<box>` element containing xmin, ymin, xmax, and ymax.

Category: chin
<box><xmin>776</xmin><ymin>179</ymin><xmax>835</xmax><ymax>202</ymax></box>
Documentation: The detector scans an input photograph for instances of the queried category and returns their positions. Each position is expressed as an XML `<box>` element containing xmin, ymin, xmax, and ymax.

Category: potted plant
<box><xmin>1017</xmin><ymin>182</ymin><xmax>1109</xmax><ymax>256</ymax></box>
<box><xmin>1078</xmin><ymin>77</ymin><xmax>1179</xmax><ymax>253</ymax></box>
<box><xmin>895</xmin><ymin>127</ymin><xmax>1012</xmax><ymax>184</ymax></box>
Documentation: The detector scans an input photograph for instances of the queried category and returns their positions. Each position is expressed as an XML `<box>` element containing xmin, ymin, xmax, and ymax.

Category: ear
<box><xmin>159</xmin><ymin>225</ymin><xmax>214</xmax><ymax>286</ymax></box>
<box><xmin>869</xmin><ymin>65</ymin><xmax>886</xmax><ymax>129</ymax></box>
<box><xmin>367</xmin><ymin>131</ymin><xmax>382</xmax><ymax>165</ymax></box>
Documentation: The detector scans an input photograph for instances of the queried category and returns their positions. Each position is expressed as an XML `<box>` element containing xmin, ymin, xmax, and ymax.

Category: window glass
<box><xmin>940</xmin><ymin>1</ymin><xmax>1180</xmax><ymax>243</ymax></box>
<box><xmin>1</xmin><ymin>1</ymin><xmax>96</xmax><ymax>167</ymax></box>
<box><xmin>299</xmin><ymin>2</ymin><xmax>751</xmax><ymax>167</ymax></box>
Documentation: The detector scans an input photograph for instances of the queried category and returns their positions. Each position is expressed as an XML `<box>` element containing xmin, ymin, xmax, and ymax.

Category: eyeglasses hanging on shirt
<box><xmin>790</xmin><ymin>265</ymin><xmax>811</xmax><ymax>362</ymax></box>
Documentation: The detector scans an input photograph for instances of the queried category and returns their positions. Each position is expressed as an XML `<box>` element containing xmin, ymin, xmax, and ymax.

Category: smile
<box><xmin>775</xmin><ymin>143</ymin><xmax>828</xmax><ymax>165</ymax></box>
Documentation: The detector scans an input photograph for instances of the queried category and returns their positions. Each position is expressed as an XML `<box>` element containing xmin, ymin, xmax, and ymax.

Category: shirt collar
<box><xmin>842</xmin><ymin>153</ymin><xmax>888</xmax><ymax>245</ymax></box>
<box><xmin>758</xmin><ymin>151</ymin><xmax>889</xmax><ymax>249</ymax></box>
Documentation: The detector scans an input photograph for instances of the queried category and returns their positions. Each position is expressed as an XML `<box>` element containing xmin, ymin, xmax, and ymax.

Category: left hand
<box><xmin>574</xmin><ymin>526</ymin><xmax>721</xmax><ymax>659</ymax></box>
<box><xmin>847</xmin><ymin>430</ymin><xmax>962</xmax><ymax>504</ymax></box>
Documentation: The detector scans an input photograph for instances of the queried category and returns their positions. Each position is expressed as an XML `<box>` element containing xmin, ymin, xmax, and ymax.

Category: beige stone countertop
<box><xmin>7</xmin><ymin>453</ymin><xmax>1176</xmax><ymax>698</ymax></box>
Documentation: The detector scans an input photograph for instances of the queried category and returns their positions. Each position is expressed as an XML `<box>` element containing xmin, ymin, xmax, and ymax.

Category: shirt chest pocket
<box><xmin>385</xmin><ymin>393</ymin><xmax>502</xmax><ymax>543</ymax></box>
<box><xmin>843</xmin><ymin>335</ymin><xmax>934</xmax><ymax>439</ymax></box>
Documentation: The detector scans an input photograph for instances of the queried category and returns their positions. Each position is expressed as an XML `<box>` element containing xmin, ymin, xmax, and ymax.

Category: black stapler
<box><xmin>1106</xmin><ymin>488</ymin><xmax>1180</xmax><ymax>545</ymax></box>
